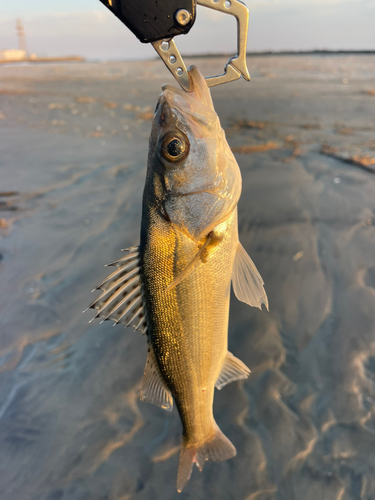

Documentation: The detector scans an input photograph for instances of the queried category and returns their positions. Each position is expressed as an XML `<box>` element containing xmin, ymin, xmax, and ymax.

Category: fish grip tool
<box><xmin>99</xmin><ymin>0</ymin><xmax>250</xmax><ymax>91</ymax></box>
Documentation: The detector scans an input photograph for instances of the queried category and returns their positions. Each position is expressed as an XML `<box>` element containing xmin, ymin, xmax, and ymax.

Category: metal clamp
<box><xmin>152</xmin><ymin>0</ymin><xmax>250</xmax><ymax>92</ymax></box>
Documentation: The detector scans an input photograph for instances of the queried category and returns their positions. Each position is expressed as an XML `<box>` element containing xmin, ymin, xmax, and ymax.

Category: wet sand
<box><xmin>0</xmin><ymin>55</ymin><xmax>375</xmax><ymax>500</ymax></box>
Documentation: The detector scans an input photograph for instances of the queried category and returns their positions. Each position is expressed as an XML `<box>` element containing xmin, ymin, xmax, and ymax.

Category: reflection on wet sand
<box><xmin>0</xmin><ymin>55</ymin><xmax>374</xmax><ymax>499</ymax></box>
<box><xmin>0</xmin><ymin>329</ymin><xmax>61</xmax><ymax>375</ymax></box>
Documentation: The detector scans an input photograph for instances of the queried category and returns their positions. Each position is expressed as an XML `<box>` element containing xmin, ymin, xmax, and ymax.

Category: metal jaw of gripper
<box><xmin>152</xmin><ymin>0</ymin><xmax>250</xmax><ymax>92</ymax></box>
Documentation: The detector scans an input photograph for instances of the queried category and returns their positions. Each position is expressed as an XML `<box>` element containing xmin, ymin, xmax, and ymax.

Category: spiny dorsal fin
<box><xmin>215</xmin><ymin>351</ymin><xmax>250</xmax><ymax>390</ymax></box>
<box><xmin>88</xmin><ymin>246</ymin><xmax>147</xmax><ymax>334</ymax></box>
<box><xmin>232</xmin><ymin>242</ymin><xmax>269</xmax><ymax>311</ymax></box>
<box><xmin>140</xmin><ymin>346</ymin><xmax>173</xmax><ymax>411</ymax></box>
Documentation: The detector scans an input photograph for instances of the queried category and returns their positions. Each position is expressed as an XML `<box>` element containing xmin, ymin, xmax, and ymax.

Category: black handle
<box><xmin>99</xmin><ymin>0</ymin><xmax>196</xmax><ymax>43</ymax></box>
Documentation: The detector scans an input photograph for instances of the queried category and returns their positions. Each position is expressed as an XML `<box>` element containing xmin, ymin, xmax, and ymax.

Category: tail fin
<box><xmin>176</xmin><ymin>424</ymin><xmax>236</xmax><ymax>493</ymax></box>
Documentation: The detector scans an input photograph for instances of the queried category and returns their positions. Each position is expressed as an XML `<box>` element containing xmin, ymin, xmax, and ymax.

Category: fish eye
<box><xmin>160</xmin><ymin>132</ymin><xmax>189</xmax><ymax>163</ymax></box>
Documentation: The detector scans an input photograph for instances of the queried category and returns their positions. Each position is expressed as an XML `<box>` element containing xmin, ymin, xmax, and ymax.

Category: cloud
<box><xmin>0</xmin><ymin>11</ymin><xmax>154</xmax><ymax>60</ymax></box>
<box><xmin>0</xmin><ymin>1</ymin><xmax>374</xmax><ymax>60</ymax></box>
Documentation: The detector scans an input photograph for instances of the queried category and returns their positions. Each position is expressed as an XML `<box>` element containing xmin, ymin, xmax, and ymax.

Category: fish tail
<box><xmin>177</xmin><ymin>446</ymin><xmax>195</xmax><ymax>493</ymax></box>
<box><xmin>177</xmin><ymin>424</ymin><xmax>236</xmax><ymax>493</ymax></box>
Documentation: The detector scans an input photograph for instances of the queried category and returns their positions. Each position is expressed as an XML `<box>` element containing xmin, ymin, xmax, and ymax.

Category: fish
<box><xmin>88</xmin><ymin>66</ymin><xmax>268</xmax><ymax>492</ymax></box>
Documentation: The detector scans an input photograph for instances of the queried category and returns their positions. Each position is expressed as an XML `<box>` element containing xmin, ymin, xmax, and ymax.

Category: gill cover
<box><xmin>151</xmin><ymin>66</ymin><xmax>242</xmax><ymax>242</ymax></box>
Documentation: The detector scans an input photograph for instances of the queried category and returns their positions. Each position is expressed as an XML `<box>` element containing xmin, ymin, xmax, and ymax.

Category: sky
<box><xmin>0</xmin><ymin>0</ymin><xmax>374</xmax><ymax>60</ymax></box>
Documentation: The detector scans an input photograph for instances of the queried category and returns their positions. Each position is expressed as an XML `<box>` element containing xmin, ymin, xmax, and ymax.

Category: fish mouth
<box><xmin>160</xmin><ymin>83</ymin><xmax>217</xmax><ymax>133</ymax></box>
<box><xmin>161</xmin><ymin>83</ymin><xmax>186</xmax><ymax>97</ymax></box>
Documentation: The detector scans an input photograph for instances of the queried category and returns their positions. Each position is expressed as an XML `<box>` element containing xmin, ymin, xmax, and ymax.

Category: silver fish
<box><xmin>89</xmin><ymin>66</ymin><xmax>268</xmax><ymax>492</ymax></box>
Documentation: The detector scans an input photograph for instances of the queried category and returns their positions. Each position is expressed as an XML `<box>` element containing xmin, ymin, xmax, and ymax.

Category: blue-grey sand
<box><xmin>0</xmin><ymin>55</ymin><xmax>375</xmax><ymax>500</ymax></box>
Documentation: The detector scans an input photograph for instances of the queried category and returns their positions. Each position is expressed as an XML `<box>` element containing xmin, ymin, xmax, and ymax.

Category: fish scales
<box><xmin>141</xmin><ymin>204</ymin><xmax>238</xmax><ymax>445</ymax></box>
<box><xmin>89</xmin><ymin>66</ymin><xmax>268</xmax><ymax>492</ymax></box>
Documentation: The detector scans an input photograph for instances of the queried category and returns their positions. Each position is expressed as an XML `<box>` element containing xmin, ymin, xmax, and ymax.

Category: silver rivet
<box><xmin>169</xmin><ymin>55</ymin><xmax>177</xmax><ymax>64</ymax></box>
<box><xmin>225</xmin><ymin>0</ymin><xmax>231</xmax><ymax>7</ymax></box>
<box><xmin>176</xmin><ymin>67</ymin><xmax>183</xmax><ymax>76</ymax></box>
<box><xmin>160</xmin><ymin>41</ymin><xmax>170</xmax><ymax>51</ymax></box>
<box><xmin>175</xmin><ymin>9</ymin><xmax>191</xmax><ymax>26</ymax></box>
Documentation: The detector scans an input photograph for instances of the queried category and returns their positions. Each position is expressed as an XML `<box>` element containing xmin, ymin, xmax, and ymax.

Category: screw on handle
<box><xmin>99</xmin><ymin>0</ymin><xmax>196</xmax><ymax>43</ymax></box>
<box><xmin>153</xmin><ymin>0</ymin><xmax>251</xmax><ymax>91</ymax></box>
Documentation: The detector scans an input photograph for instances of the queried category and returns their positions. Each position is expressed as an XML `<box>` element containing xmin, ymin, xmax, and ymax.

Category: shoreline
<box><xmin>0</xmin><ymin>50</ymin><xmax>374</xmax><ymax>67</ymax></box>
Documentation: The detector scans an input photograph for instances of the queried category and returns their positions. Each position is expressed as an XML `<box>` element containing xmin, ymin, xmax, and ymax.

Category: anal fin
<box><xmin>215</xmin><ymin>351</ymin><xmax>250</xmax><ymax>390</ymax></box>
<box><xmin>140</xmin><ymin>346</ymin><xmax>173</xmax><ymax>411</ymax></box>
<box><xmin>232</xmin><ymin>242</ymin><xmax>269</xmax><ymax>311</ymax></box>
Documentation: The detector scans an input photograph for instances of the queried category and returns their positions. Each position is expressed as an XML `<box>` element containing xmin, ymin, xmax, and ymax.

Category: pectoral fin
<box><xmin>140</xmin><ymin>346</ymin><xmax>173</xmax><ymax>411</ymax></box>
<box><xmin>232</xmin><ymin>243</ymin><xmax>269</xmax><ymax>311</ymax></box>
<box><xmin>215</xmin><ymin>351</ymin><xmax>250</xmax><ymax>390</ymax></box>
<box><xmin>166</xmin><ymin>230</ymin><xmax>223</xmax><ymax>291</ymax></box>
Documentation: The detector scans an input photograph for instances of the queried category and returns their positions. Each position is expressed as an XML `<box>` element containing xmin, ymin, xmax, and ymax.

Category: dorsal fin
<box><xmin>88</xmin><ymin>246</ymin><xmax>147</xmax><ymax>334</ymax></box>
<box><xmin>215</xmin><ymin>351</ymin><xmax>250</xmax><ymax>390</ymax></box>
<box><xmin>232</xmin><ymin>242</ymin><xmax>269</xmax><ymax>311</ymax></box>
<box><xmin>140</xmin><ymin>345</ymin><xmax>173</xmax><ymax>411</ymax></box>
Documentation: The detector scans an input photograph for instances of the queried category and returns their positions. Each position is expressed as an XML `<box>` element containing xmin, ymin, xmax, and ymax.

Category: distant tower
<box><xmin>16</xmin><ymin>19</ymin><xmax>28</xmax><ymax>55</ymax></box>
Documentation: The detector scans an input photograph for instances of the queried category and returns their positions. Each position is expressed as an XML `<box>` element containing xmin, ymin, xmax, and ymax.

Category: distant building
<box><xmin>0</xmin><ymin>49</ymin><xmax>27</xmax><ymax>60</ymax></box>
<box><xmin>0</xmin><ymin>20</ymin><xmax>83</xmax><ymax>64</ymax></box>
<box><xmin>0</xmin><ymin>20</ymin><xmax>29</xmax><ymax>61</ymax></box>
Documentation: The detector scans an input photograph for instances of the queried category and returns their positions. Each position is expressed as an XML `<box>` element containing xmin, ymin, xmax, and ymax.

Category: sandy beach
<box><xmin>0</xmin><ymin>55</ymin><xmax>375</xmax><ymax>500</ymax></box>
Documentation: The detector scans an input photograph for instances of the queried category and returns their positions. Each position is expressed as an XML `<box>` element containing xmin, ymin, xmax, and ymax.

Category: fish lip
<box><xmin>161</xmin><ymin>84</ymin><xmax>186</xmax><ymax>97</ymax></box>
<box><xmin>161</xmin><ymin>86</ymin><xmax>214</xmax><ymax>131</ymax></box>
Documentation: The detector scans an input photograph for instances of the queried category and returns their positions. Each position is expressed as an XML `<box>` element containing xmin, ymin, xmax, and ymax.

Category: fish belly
<box><xmin>141</xmin><ymin>208</ymin><xmax>238</xmax><ymax>446</ymax></box>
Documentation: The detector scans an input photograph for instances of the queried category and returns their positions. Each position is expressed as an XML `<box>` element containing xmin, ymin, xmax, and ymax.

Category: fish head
<box><xmin>147</xmin><ymin>66</ymin><xmax>241</xmax><ymax>242</ymax></box>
